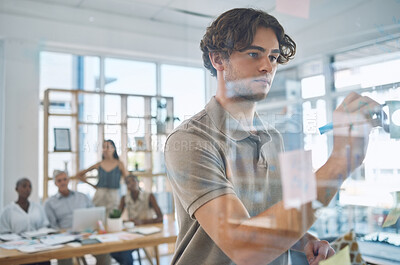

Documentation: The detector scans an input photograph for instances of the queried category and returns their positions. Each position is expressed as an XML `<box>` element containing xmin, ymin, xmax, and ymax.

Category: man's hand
<box><xmin>331</xmin><ymin>92</ymin><xmax>381</xmax><ymax>173</ymax></box>
<box><xmin>304</xmin><ymin>239</ymin><xmax>335</xmax><ymax>265</ymax></box>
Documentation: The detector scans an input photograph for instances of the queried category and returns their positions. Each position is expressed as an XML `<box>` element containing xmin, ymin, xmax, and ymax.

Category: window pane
<box><xmin>40</xmin><ymin>51</ymin><xmax>74</xmax><ymax>99</ymax></box>
<box><xmin>104</xmin><ymin>95</ymin><xmax>121</xmax><ymax>124</ymax></box>
<box><xmin>161</xmin><ymin>64</ymin><xmax>205</xmax><ymax>125</ymax></box>
<box><xmin>104</xmin><ymin>58</ymin><xmax>156</xmax><ymax>95</ymax></box>
<box><xmin>83</xmin><ymin>56</ymin><xmax>100</xmax><ymax>91</ymax></box>
<box><xmin>301</xmin><ymin>75</ymin><xmax>325</xmax><ymax>99</ymax></box>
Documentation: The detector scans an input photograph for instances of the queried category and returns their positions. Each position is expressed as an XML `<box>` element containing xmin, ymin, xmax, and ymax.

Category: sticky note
<box><xmin>382</xmin><ymin>208</ymin><xmax>400</xmax><ymax>228</ymax></box>
<box><xmin>319</xmin><ymin>245</ymin><xmax>351</xmax><ymax>265</ymax></box>
<box><xmin>276</xmin><ymin>0</ymin><xmax>310</xmax><ymax>19</ymax></box>
<box><xmin>279</xmin><ymin>149</ymin><xmax>317</xmax><ymax>209</ymax></box>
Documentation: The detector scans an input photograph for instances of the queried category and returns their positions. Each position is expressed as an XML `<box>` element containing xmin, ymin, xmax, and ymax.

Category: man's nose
<box><xmin>260</xmin><ymin>56</ymin><xmax>273</xmax><ymax>73</ymax></box>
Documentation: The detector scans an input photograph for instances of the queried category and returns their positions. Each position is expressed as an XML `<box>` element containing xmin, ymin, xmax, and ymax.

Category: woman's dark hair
<box><xmin>200</xmin><ymin>8</ymin><xmax>296</xmax><ymax>77</ymax></box>
<box><xmin>15</xmin><ymin>178</ymin><xmax>31</xmax><ymax>189</ymax></box>
<box><xmin>102</xmin><ymin>139</ymin><xmax>119</xmax><ymax>160</ymax></box>
<box><xmin>126</xmin><ymin>174</ymin><xmax>139</xmax><ymax>183</ymax></box>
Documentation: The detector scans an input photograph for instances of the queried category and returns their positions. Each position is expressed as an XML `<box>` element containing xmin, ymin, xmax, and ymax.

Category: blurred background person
<box><xmin>0</xmin><ymin>178</ymin><xmax>50</xmax><ymax>265</ymax></box>
<box><xmin>76</xmin><ymin>139</ymin><xmax>128</xmax><ymax>215</ymax></box>
<box><xmin>119</xmin><ymin>174</ymin><xmax>163</xmax><ymax>225</ymax></box>
<box><xmin>0</xmin><ymin>178</ymin><xmax>49</xmax><ymax>234</ymax></box>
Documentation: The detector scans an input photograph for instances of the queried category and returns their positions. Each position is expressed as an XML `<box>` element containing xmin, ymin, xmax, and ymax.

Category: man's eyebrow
<box><xmin>241</xmin><ymin>46</ymin><xmax>281</xmax><ymax>54</ymax></box>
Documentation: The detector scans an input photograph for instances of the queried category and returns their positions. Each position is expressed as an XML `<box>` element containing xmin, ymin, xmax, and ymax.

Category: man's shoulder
<box><xmin>166</xmin><ymin>109</ymin><xmax>210</xmax><ymax>139</ymax></box>
<box><xmin>74</xmin><ymin>191</ymin><xmax>90</xmax><ymax>200</ymax></box>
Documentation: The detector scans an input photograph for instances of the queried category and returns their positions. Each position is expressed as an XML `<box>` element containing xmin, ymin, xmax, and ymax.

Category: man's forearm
<box><xmin>315</xmin><ymin>156</ymin><xmax>347</xmax><ymax>206</ymax></box>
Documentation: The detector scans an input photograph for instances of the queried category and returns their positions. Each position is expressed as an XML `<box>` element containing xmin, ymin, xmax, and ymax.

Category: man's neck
<box><xmin>59</xmin><ymin>189</ymin><xmax>70</xmax><ymax>197</ymax></box>
<box><xmin>215</xmin><ymin>95</ymin><xmax>257</xmax><ymax>131</ymax></box>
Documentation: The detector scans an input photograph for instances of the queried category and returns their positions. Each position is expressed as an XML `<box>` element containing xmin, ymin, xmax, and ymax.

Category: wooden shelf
<box><xmin>43</xmin><ymin>89</ymin><xmax>174</xmax><ymax>200</ymax></box>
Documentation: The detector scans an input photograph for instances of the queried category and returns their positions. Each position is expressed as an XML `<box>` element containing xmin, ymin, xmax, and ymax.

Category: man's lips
<box><xmin>254</xmin><ymin>78</ymin><xmax>271</xmax><ymax>86</ymax></box>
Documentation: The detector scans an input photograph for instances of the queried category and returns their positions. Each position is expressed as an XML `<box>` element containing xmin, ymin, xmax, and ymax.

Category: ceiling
<box><xmin>1</xmin><ymin>0</ymin><xmax>399</xmax><ymax>66</ymax></box>
<box><xmin>17</xmin><ymin>0</ymin><xmax>369</xmax><ymax>35</ymax></box>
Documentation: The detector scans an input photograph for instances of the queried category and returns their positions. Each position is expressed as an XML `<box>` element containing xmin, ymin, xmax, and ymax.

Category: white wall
<box><xmin>2</xmin><ymin>39</ymin><xmax>41</xmax><ymax>206</ymax></box>
<box><xmin>0</xmin><ymin>40</ymin><xmax>4</xmax><ymax>212</ymax></box>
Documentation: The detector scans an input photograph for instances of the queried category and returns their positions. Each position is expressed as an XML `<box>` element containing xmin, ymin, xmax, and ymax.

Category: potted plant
<box><xmin>107</xmin><ymin>209</ymin><xmax>123</xmax><ymax>232</ymax></box>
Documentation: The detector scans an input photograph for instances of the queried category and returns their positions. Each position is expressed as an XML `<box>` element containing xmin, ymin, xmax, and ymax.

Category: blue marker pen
<box><xmin>318</xmin><ymin>123</ymin><xmax>333</xmax><ymax>135</ymax></box>
<box><xmin>318</xmin><ymin>108</ymin><xmax>389</xmax><ymax>135</ymax></box>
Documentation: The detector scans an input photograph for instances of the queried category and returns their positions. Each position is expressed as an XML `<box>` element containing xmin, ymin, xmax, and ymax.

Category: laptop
<box><xmin>72</xmin><ymin>207</ymin><xmax>106</xmax><ymax>232</ymax></box>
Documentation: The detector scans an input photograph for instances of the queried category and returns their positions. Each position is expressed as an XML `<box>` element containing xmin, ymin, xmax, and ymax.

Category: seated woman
<box><xmin>0</xmin><ymin>178</ymin><xmax>49</xmax><ymax>234</ymax></box>
<box><xmin>119</xmin><ymin>174</ymin><xmax>163</xmax><ymax>225</ymax></box>
<box><xmin>0</xmin><ymin>178</ymin><xmax>50</xmax><ymax>265</ymax></box>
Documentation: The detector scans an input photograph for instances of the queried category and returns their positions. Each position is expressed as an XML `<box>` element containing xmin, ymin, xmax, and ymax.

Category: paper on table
<box><xmin>276</xmin><ymin>0</ymin><xmax>310</xmax><ymax>19</ymax></box>
<box><xmin>0</xmin><ymin>239</ymin><xmax>38</xmax><ymax>250</ymax></box>
<box><xmin>18</xmin><ymin>243</ymin><xmax>64</xmax><ymax>253</ymax></box>
<box><xmin>129</xmin><ymin>226</ymin><xmax>161</xmax><ymax>235</ymax></box>
<box><xmin>92</xmin><ymin>232</ymin><xmax>142</xmax><ymax>243</ymax></box>
<box><xmin>382</xmin><ymin>208</ymin><xmax>400</xmax><ymax>228</ymax></box>
<box><xmin>319</xmin><ymin>245</ymin><xmax>351</xmax><ymax>265</ymax></box>
<box><xmin>279</xmin><ymin>149</ymin><xmax>317</xmax><ymax>209</ymax></box>
<box><xmin>0</xmin><ymin>233</ymin><xmax>22</xmax><ymax>241</ymax></box>
<box><xmin>40</xmin><ymin>234</ymin><xmax>77</xmax><ymax>245</ymax></box>
<box><xmin>21</xmin><ymin>227</ymin><xmax>58</xmax><ymax>238</ymax></box>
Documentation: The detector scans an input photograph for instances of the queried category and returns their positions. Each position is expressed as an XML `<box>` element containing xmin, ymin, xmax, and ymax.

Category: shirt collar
<box><xmin>205</xmin><ymin>96</ymin><xmax>271</xmax><ymax>142</ymax></box>
<box><xmin>55</xmin><ymin>190</ymin><xmax>74</xmax><ymax>199</ymax></box>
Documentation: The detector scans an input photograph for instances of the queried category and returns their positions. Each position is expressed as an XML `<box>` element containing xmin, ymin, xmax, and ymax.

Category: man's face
<box><xmin>223</xmin><ymin>27</ymin><xmax>280</xmax><ymax>102</ymax></box>
<box><xmin>55</xmin><ymin>173</ymin><xmax>69</xmax><ymax>192</ymax></box>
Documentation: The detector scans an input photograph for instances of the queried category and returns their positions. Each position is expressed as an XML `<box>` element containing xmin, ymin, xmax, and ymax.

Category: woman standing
<box><xmin>76</xmin><ymin>140</ymin><xmax>128</xmax><ymax>215</ymax></box>
<box><xmin>0</xmin><ymin>178</ymin><xmax>49</xmax><ymax>234</ymax></box>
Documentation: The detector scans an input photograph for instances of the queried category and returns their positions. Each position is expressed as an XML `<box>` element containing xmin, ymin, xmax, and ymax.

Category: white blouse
<box><xmin>0</xmin><ymin>201</ymin><xmax>49</xmax><ymax>234</ymax></box>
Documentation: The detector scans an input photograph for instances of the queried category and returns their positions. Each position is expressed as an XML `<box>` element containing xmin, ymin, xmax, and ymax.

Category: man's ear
<box><xmin>209</xmin><ymin>52</ymin><xmax>225</xmax><ymax>72</ymax></box>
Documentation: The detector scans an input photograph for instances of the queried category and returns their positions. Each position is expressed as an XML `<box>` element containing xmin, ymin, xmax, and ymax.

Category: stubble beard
<box><xmin>225</xmin><ymin>66</ymin><xmax>270</xmax><ymax>102</ymax></box>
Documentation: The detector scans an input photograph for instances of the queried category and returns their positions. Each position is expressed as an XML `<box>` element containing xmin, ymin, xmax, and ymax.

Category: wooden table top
<box><xmin>0</xmin><ymin>219</ymin><xmax>178</xmax><ymax>265</ymax></box>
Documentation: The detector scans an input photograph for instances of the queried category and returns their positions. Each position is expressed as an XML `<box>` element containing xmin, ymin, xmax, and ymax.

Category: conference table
<box><xmin>0</xmin><ymin>219</ymin><xmax>178</xmax><ymax>265</ymax></box>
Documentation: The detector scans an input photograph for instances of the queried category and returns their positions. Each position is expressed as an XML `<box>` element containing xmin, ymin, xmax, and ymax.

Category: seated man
<box><xmin>44</xmin><ymin>170</ymin><xmax>132</xmax><ymax>265</ymax></box>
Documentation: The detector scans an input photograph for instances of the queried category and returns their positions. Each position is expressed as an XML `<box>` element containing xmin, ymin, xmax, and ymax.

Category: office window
<box><xmin>40</xmin><ymin>52</ymin><xmax>74</xmax><ymax>99</ymax></box>
<box><xmin>161</xmin><ymin>64</ymin><xmax>205</xmax><ymax>125</ymax></box>
<box><xmin>104</xmin><ymin>58</ymin><xmax>156</xmax><ymax>95</ymax></box>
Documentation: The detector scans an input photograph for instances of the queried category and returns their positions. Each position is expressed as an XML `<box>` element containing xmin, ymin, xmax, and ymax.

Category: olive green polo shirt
<box><xmin>165</xmin><ymin>96</ymin><xmax>287</xmax><ymax>265</ymax></box>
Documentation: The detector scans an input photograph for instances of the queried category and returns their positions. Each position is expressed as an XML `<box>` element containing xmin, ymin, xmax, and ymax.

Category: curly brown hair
<box><xmin>200</xmin><ymin>8</ymin><xmax>296</xmax><ymax>77</ymax></box>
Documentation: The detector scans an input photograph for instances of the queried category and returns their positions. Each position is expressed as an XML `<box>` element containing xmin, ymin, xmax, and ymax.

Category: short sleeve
<box><xmin>165</xmin><ymin>130</ymin><xmax>236</xmax><ymax>218</ymax></box>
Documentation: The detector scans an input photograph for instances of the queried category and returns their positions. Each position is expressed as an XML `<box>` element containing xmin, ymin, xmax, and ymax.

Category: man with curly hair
<box><xmin>165</xmin><ymin>8</ymin><xmax>379</xmax><ymax>265</ymax></box>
